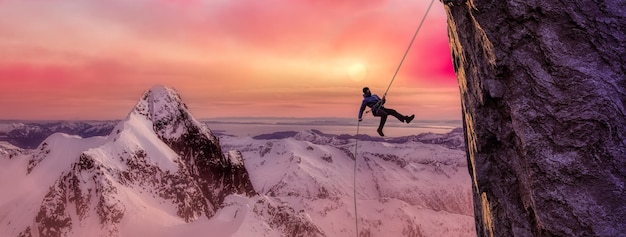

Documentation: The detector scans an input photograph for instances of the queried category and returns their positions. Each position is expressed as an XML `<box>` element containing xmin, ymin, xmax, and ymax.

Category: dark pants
<box><xmin>372</xmin><ymin>107</ymin><xmax>405</xmax><ymax>130</ymax></box>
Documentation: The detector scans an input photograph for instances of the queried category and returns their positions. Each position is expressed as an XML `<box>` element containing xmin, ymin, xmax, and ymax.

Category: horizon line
<box><xmin>0</xmin><ymin>116</ymin><xmax>462</xmax><ymax>123</ymax></box>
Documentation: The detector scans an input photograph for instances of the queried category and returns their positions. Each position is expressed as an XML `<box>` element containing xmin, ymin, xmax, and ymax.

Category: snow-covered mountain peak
<box><xmin>128</xmin><ymin>85</ymin><xmax>214</xmax><ymax>142</ymax></box>
<box><xmin>136</xmin><ymin>85</ymin><xmax>185</xmax><ymax>121</ymax></box>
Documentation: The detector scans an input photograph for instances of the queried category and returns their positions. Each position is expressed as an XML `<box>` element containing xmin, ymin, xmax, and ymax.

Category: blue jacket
<box><xmin>358</xmin><ymin>94</ymin><xmax>384</xmax><ymax>119</ymax></box>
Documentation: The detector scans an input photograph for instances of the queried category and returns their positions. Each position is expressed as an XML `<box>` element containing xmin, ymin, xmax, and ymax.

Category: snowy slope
<box><xmin>220</xmin><ymin>129</ymin><xmax>476</xmax><ymax>237</ymax></box>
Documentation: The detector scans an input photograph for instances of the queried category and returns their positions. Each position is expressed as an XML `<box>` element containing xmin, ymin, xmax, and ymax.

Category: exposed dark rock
<box><xmin>118</xmin><ymin>150</ymin><xmax>207</xmax><ymax>222</ymax></box>
<box><xmin>0</xmin><ymin>141</ymin><xmax>23</xmax><ymax>159</ymax></box>
<box><xmin>442</xmin><ymin>0</ymin><xmax>626</xmax><ymax>236</ymax></box>
<box><xmin>36</xmin><ymin>180</ymin><xmax>73</xmax><ymax>237</ymax></box>
<box><xmin>259</xmin><ymin>141</ymin><xmax>273</xmax><ymax>157</ymax></box>
<box><xmin>17</xmin><ymin>226</ymin><xmax>32</xmax><ymax>237</ymax></box>
<box><xmin>320</xmin><ymin>154</ymin><xmax>332</xmax><ymax>163</ymax></box>
<box><xmin>253</xmin><ymin>197</ymin><xmax>325</xmax><ymax>237</ymax></box>
<box><xmin>36</xmin><ymin>154</ymin><xmax>126</xmax><ymax>237</ymax></box>
<box><xmin>27</xmin><ymin>142</ymin><xmax>50</xmax><ymax>174</ymax></box>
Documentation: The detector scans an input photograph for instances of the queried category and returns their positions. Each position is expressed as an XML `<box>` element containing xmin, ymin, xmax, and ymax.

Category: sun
<box><xmin>348</xmin><ymin>63</ymin><xmax>367</xmax><ymax>82</ymax></box>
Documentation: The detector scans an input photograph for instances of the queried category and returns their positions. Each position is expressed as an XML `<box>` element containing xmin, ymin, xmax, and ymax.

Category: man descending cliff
<box><xmin>358</xmin><ymin>87</ymin><xmax>415</xmax><ymax>137</ymax></box>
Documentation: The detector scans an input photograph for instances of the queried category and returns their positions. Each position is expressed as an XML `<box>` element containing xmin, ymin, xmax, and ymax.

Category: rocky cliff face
<box><xmin>442</xmin><ymin>0</ymin><xmax>626</xmax><ymax>236</ymax></box>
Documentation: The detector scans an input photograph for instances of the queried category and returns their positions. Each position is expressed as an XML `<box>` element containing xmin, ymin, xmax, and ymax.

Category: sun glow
<box><xmin>348</xmin><ymin>63</ymin><xmax>367</xmax><ymax>82</ymax></box>
<box><xmin>0</xmin><ymin>0</ymin><xmax>459</xmax><ymax>120</ymax></box>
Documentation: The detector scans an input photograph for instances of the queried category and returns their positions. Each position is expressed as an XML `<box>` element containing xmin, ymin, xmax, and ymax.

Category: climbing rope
<box><xmin>385</xmin><ymin>0</ymin><xmax>434</xmax><ymax>97</ymax></box>
<box><xmin>353</xmin><ymin>0</ymin><xmax>435</xmax><ymax>236</ymax></box>
<box><xmin>353</xmin><ymin>118</ymin><xmax>362</xmax><ymax>237</ymax></box>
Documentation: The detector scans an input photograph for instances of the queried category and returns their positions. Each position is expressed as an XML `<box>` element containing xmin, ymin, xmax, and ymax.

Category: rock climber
<box><xmin>358</xmin><ymin>87</ymin><xmax>415</xmax><ymax>137</ymax></box>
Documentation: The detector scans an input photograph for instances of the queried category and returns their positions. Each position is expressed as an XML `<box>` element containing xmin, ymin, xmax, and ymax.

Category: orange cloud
<box><xmin>0</xmin><ymin>0</ymin><xmax>460</xmax><ymax>120</ymax></box>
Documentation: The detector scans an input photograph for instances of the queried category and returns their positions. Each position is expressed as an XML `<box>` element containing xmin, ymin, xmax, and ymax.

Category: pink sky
<box><xmin>0</xmin><ymin>0</ymin><xmax>459</xmax><ymax>120</ymax></box>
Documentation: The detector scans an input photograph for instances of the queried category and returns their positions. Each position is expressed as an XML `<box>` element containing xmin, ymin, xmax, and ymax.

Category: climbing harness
<box><xmin>353</xmin><ymin>0</ymin><xmax>435</xmax><ymax>236</ymax></box>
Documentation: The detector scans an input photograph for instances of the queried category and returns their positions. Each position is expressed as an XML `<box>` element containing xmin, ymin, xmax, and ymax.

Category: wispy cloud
<box><xmin>0</xmin><ymin>0</ymin><xmax>459</xmax><ymax>120</ymax></box>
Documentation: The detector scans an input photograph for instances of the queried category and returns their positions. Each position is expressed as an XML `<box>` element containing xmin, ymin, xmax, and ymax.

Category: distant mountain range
<box><xmin>0</xmin><ymin>121</ymin><xmax>118</xmax><ymax>149</ymax></box>
<box><xmin>0</xmin><ymin>120</ymin><xmax>464</xmax><ymax>151</ymax></box>
<box><xmin>251</xmin><ymin>128</ymin><xmax>465</xmax><ymax>150</ymax></box>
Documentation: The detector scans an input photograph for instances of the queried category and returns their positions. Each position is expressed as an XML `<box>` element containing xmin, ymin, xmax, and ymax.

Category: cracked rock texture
<box><xmin>442</xmin><ymin>0</ymin><xmax>626</xmax><ymax>236</ymax></box>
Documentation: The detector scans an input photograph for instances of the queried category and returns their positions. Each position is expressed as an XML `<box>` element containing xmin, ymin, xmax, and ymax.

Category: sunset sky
<box><xmin>0</xmin><ymin>0</ymin><xmax>459</xmax><ymax>121</ymax></box>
